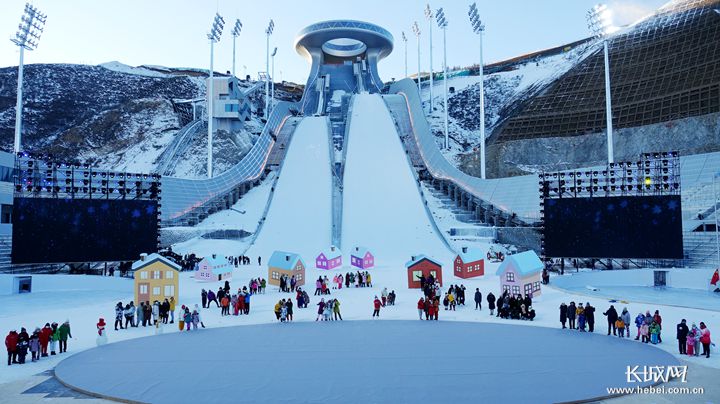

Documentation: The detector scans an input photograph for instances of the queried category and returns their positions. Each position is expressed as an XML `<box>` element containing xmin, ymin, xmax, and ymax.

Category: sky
<box><xmin>0</xmin><ymin>0</ymin><xmax>668</xmax><ymax>84</ymax></box>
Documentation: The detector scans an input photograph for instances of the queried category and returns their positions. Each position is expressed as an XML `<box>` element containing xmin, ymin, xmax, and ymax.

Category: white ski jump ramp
<box><xmin>246</xmin><ymin>116</ymin><xmax>333</xmax><ymax>261</ymax></box>
<box><xmin>341</xmin><ymin>94</ymin><xmax>452</xmax><ymax>265</ymax></box>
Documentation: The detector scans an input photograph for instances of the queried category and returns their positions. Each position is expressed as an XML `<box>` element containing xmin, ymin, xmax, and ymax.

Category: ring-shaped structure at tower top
<box><xmin>294</xmin><ymin>20</ymin><xmax>394</xmax><ymax>62</ymax></box>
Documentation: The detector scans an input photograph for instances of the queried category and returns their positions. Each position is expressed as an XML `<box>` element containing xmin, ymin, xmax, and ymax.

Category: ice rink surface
<box><xmin>55</xmin><ymin>320</ymin><xmax>678</xmax><ymax>404</ymax></box>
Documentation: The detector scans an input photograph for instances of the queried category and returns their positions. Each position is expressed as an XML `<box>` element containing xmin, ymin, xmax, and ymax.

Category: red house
<box><xmin>406</xmin><ymin>255</ymin><xmax>443</xmax><ymax>288</ymax></box>
<box><xmin>454</xmin><ymin>247</ymin><xmax>485</xmax><ymax>279</ymax></box>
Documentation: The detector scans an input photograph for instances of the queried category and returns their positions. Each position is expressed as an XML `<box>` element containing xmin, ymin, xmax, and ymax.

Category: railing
<box><xmin>387</xmin><ymin>79</ymin><xmax>541</xmax><ymax>223</ymax></box>
<box><xmin>161</xmin><ymin>100</ymin><xmax>298</xmax><ymax>223</ymax></box>
<box><xmin>155</xmin><ymin>119</ymin><xmax>204</xmax><ymax>176</ymax></box>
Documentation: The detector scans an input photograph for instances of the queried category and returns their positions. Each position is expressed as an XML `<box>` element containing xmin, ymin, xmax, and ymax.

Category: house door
<box><xmin>138</xmin><ymin>283</ymin><xmax>150</xmax><ymax>302</ymax></box>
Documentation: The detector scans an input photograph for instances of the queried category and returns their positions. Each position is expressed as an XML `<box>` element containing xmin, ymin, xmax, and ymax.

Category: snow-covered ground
<box><xmin>342</xmin><ymin>94</ymin><xmax>452</xmax><ymax>265</ymax></box>
<box><xmin>1</xmin><ymin>262</ymin><xmax>718</xmax><ymax>386</ymax></box>
<box><xmin>245</xmin><ymin>116</ymin><xmax>333</xmax><ymax>261</ymax></box>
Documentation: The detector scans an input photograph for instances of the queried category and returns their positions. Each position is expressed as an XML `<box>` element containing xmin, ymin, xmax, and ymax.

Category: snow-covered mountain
<box><xmin>421</xmin><ymin>42</ymin><xmax>594</xmax><ymax>165</ymax></box>
<box><xmin>0</xmin><ymin>62</ymin><xmax>302</xmax><ymax>178</ymax></box>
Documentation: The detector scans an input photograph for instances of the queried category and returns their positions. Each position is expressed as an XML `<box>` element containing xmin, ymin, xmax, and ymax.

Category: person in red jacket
<box><xmin>417</xmin><ymin>298</ymin><xmax>425</xmax><ymax>320</ymax></box>
<box><xmin>39</xmin><ymin>323</ymin><xmax>52</xmax><ymax>357</ymax></box>
<box><xmin>372</xmin><ymin>296</ymin><xmax>381</xmax><ymax>318</ymax></box>
<box><xmin>700</xmin><ymin>322</ymin><xmax>712</xmax><ymax>358</ymax></box>
<box><xmin>433</xmin><ymin>298</ymin><xmax>440</xmax><ymax>320</ymax></box>
<box><xmin>5</xmin><ymin>330</ymin><xmax>18</xmax><ymax>366</ymax></box>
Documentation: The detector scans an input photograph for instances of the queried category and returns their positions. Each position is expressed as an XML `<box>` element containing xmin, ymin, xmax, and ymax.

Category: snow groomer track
<box><xmin>54</xmin><ymin>321</ymin><xmax>677</xmax><ymax>404</ymax></box>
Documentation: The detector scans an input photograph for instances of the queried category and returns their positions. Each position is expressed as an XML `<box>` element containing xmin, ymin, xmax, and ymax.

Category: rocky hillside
<box><xmin>0</xmin><ymin>63</ymin><xmax>302</xmax><ymax>178</ymax></box>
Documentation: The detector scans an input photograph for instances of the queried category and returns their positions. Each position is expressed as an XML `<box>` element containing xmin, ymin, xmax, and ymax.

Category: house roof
<box><xmin>457</xmin><ymin>248</ymin><xmax>485</xmax><ymax>263</ymax></box>
<box><xmin>495</xmin><ymin>251</ymin><xmax>543</xmax><ymax>277</ymax></box>
<box><xmin>351</xmin><ymin>246</ymin><xmax>370</xmax><ymax>257</ymax></box>
<box><xmin>405</xmin><ymin>255</ymin><xmax>441</xmax><ymax>268</ymax></box>
<box><xmin>132</xmin><ymin>253</ymin><xmax>181</xmax><ymax>271</ymax></box>
<box><xmin>269</xmin><ymin>251</ymin><xmax>305</xmax><ymax>271</ymax></box>
<box><xmin>318</xmin><ymin>246</ymin><xmax>342</xmax><ymax>260</ymax></box>
<box><xmin>201</xmin><ymin>255</ymin><xmax>229</xmax><ymax>268</ymax></box>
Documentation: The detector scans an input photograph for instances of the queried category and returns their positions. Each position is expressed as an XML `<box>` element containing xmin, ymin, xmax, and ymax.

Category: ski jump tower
<box><xmin>294</xmin><ymin>20</ymin><xmax>394</xmax><ymax>114</ymax></box>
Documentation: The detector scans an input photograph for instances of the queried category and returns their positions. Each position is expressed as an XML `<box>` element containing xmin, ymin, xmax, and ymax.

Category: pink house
<box><xmin>495</xmin><ymin>251</ymin><xmax>543</xmax><ymax>298</ymax></box>
<box><xmin>316</xmin><ymin>246</ymin><xmax>342</xmax><ymax>270</ymax></box>
<box><xmin>350</xmin><ymin>246</ymin><xmax>374</xmax><ymax>269</ymax></box>
<box><xmin>195</xmin><ymin>254</ymin><xmax>232</xmax><ymax>282</ymax></box>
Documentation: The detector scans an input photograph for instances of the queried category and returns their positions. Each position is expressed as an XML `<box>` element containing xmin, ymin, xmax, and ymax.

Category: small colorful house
<box><xmin>495</xmin><ymin>250</ymin><xmax>543</xmax><ymax>298</ymax></box>
<box><xmin>268</xmin><ymin>251</ymin><xmax>306</xmax><ymax>287</ymax></box>
<box><xmin>406</xmin><ymin>255</ymin><xmax>443</xmax><ymax>288</ymax></box>
<box><xmin>316</xmin><ymin>246</ymin><xmax>342</xmax><ymax>270</ymax></box>
<box><xmin>454</xmin><ymin>246</ymin><xmax>485</xmax><ymax>279</ymax></box>
<box><xmin>350</xmin><ymin>246</ymin><xmax>374</xmax><ymax>269</ymax></box>
<box><xmin>132</xmin><ymin>253</ymin><xmax>180</xmax><ymax>304</ymax></box>
<box><xmin>195</xmin><ymin>254</ymin><xmax>232</xmax><ymax>282</ymax></box>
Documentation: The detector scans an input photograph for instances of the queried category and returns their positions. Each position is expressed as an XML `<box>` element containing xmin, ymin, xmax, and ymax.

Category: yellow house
<box><xmin>132</xmin><ymin>253</ymin><xmax>180</xmax><ymax>304</ymax></box>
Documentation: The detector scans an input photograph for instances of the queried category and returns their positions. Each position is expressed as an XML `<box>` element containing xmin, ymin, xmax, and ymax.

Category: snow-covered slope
<box><xmin>245</xmin><ymin>117</ymin><xmax>333</xmax><ymax>260</ymax></box>
<box><xmin>341</xmin><ymin>94</ymin><xmax>452</xmax><ymax>265</ymax></box>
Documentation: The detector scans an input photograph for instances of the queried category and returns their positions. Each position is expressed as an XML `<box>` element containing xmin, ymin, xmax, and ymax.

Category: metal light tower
<box><xmin>588</xmin><ymin>4</ymin><xmax>615</xmax><ymax>164</ymax></box>
<box><xmin>425</xmin><ymin>4</ymin><xmax>434</xmax><ymax>111</ymax></box>
<box><xmin>264</xmin><ymin>19</ymin><xmax>275</xmax><ymax>120</ymax></box>
<box><xmin>469</xmin><ymin>2</ymin><xmax>487</xmax><ymax>178</ymax></box>
<box><xmin>436</xmin><ymin>8</ymin><xmax>449</xmax><ymax>150</ymax></box>
<box><xmin>401</xmin><ymin>31</ymin><xmax>408</xmax><ymax>78</ymax></box>
<box><xmin>231</xmin><ymin>19</ymin><xmax>242</xmax><ymax>78</ymax></box>
<box><xmin>11</xmin><ymin>3</ymin><xmax>46</xmax><ymax>154</ymax></box>
<box><xmin>207</xmin><ymin>13</ymin><xmax>224</xmax><ymax>178</ymax></box>
<box><xmin>271</xmin><ymin>47</ymin><xmax>277</xmax><ymax>112</ymax></box>
<box><xmin>412</xmin><ymin>22</ymin><xmax>421</xmax><ymax>94</ymax></box>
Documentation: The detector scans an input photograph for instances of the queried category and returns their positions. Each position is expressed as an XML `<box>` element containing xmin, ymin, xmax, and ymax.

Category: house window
<box><xmin>412</xmin><ymin>270</ymin><xmax>423</xmax><ymax>281</ymax></box>
<box><xmin>139</xmin><ymin>271</ymin><xmax>148</xmax><ymax>280</ymax></box>
<box><xmin>506</xmin><ymin>272</ymin><xmax>515</xmax><ymax>282</ymax></box>
<box><xmin>430</xmin><ymin>271</ymin><xmax>437</xmax><ymax>279</ymax></box>
<box><xmin>533</xmin><ymin>281</ymin><xmax>541</xmax><ymax>292</ymax></box>
<box><xmin>502</xmin><ymin>285</ymin><xmax>510</xmax><ymax>293</ymax></box>
<box><xmin>164</xmin><ymin>285</ymin><xmax>175</xmax><ymax>297</ymax></box>
<box><xmin>166</xmin><ymin>271</ymin><xmax>174</xmax><ymax>279</ymax></box>
<box><xmin>297</xmin><ymin>273</ymin><xmax>303</xmax><ymax>282</ymax></box>
<box><xmin>152</xmin><ymin>286</ymin><xmax>160</xmax><ymax>296</ymax></box>
<box><xmin>524</xmin><ymin>283</ymin><xmax>533</xmax><ymax>296</ymax></box>
<box><xmin>139</xmin><ymin>284</ymin><xmax>148</xmax><ymax>294</ymax></box>
<box><xmin>271</xmin><ymin>271</ymin><xmax>280</xmax><ymax>280</ymax></box>
<box><xmin>317</xmin><ymin>260</ymin><xmax>322</xmax><ymax>267</ymax></box>
<box><xmin>455</xmin><ymin>265</ymin><xmax>461</xmax><ymax>272</ymax></box>
<box><xmin>153</xmin><ymin>270</ymin><xmax>161</xmax><ymax>280</ymax></box>
<box><xmin>512</xmin><ymin>285</ymin><xmax>520</xmax><ymax>295</ymax></box>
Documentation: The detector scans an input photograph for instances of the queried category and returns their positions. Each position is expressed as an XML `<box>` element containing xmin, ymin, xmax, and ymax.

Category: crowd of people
<box><xmin>314</xmin><ymin>276</ymin><xmax>332</xmax><ymax>295</ymax></box>
<box><xmin>225</xmin><ymin>255</ymin><xmax>262</xmax><ymax>267</ymax></box>
<box><xmin>495</xmin><ymin>291</ymin><xmax>536</xmax><ymax>320</ymax></box>
<box><xmin>343</xmin><ymin>271</ymin><xmax>373</xmax><ymax>288</ymax></box>
<box><xmin>114</xmin><ymin>298</ymin><xmax>176</xmax><ymax>330</ymax></box>
<box><xmin>179</xmin><ymin>304</ymin><xmax>206</xmax><ymax>331</ymax></box>
<box><xmin>559</xmin><ymin>303</ymin><xmax>713</xmax><ymax>358</ymax></box>
<box><xmin>316</xmin><ymin>298</ymin><xmax>343</xmax><ymax>321</ymax></box>
<box><xmin>6</xmin><ymin>321</ymin><xmax>72</xmax><ymax>365</ymax></box>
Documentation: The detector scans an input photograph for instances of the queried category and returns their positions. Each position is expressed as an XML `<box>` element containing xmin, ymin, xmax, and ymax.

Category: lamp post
<box><xmin>231</xmin><ymin>19</ymin><xmax>242</xmax><ymax>78</ymax></box>
<box><xmin>271</xmin><ymin>47</ymin><xmax>277</xmax><ymax>112</ymax></box>
<box><xmin>207</xmin><ymin>13</ymin><xmax>224</xmax><ymax>178</ymax></box>
<box><xmin>469</xmin><ymin>2</ymin><xmax>486</xmax><ymax>178</ymax></box>
<box><xmin>412</xmin><ymin>22</ymin><xmax>421</xmax><ymax>94</ymax></box>
<box><xmin>588</xmin><ymin>4</ymin><xmax>615</xmax><ymax>164</ymax></box>
<box><xmin>11</xmin><ymin>3</ymin><xmax>46</xmax><ymax>154</ymax></box>
<box><xmin>436</xmin><ymin>8</ymin><xmax>449</xmax><ymax>150</ymax></box>
<box><xmin>425</xmin><ymin>4</ymin><xmax>434</xmax><ymax>111</ymax></box>
<box><xmin>401</xmin><ymin>31</ymin><xmax>408</xmax><ymax>78</ymax></box>
<box><xmin>265</xmin><ymin>19</ymin><xmax>275</xmax><ymax>120</ymax></box>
